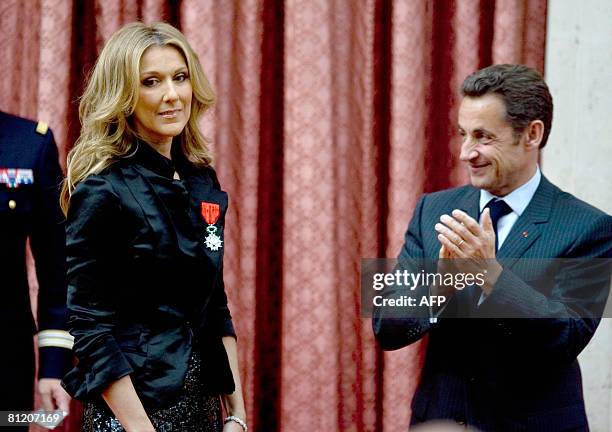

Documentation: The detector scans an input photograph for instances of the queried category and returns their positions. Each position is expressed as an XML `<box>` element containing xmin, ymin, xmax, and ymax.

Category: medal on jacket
<box><xmin>201</xmin><ymin>202</ymin><xmax>223</xmax><ymax>251</ymax></box>
<box><xmin>0</xmin><ymin>168</ymin><xmax>34</xmax><ymax>188</ymax></box>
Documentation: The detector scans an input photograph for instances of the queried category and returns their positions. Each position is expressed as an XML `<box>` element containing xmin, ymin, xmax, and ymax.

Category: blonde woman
<box><xmin>60</xmin><ymin>22</ymin><xmax>246</xmax><ymax>432</ymax></box>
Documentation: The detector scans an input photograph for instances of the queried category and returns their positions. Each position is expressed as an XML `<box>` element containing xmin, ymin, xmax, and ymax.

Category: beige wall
<box><xmin>544</xmin><ymin>1</ymin><xmax>612</xmax><ymax>430</ymax></box>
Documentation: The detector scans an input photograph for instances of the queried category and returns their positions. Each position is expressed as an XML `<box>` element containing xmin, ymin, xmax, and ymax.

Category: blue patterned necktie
<box><xmin>484</xmin><ymin>198</ymin><xmax>513</xmax><ymax>250</ymax></box>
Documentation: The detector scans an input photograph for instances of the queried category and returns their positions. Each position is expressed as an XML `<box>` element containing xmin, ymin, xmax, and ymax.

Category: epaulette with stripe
<box><xmin>36</xmin><ymin>121</ymin><xmax>48</xmax><ymax>135</ymax></box>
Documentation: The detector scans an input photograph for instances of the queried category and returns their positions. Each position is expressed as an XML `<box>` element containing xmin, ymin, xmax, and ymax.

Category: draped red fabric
<box><xmin>2</xmin><ymin>1</ymin><xmax>547</xmax><ymax>430</ymax></box>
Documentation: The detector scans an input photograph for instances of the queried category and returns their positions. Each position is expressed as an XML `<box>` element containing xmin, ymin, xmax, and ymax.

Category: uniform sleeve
<box><xmin>62</xmin><ymin>175</ymin><xmax>133</xmax><ymax>398</ymax></box>
<box><xmin>28</xmin><ymin>129</ymin><xmax>73</xmax><ymax>379</ymax></box>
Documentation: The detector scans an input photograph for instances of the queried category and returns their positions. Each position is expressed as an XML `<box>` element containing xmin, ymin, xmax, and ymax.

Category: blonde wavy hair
<box><xmin>60</xmin><ymin>22</ymin><xmax>215</xmax><ymax>214</ymax></box>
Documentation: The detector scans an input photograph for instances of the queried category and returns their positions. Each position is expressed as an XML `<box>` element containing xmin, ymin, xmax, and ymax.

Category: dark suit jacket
<box><xmin>373</xmin><ymin>176</ymin><xmax>612</xmax><ymax>431</ymax></box>
<box><xmin>61</xmin><ymin>142</ymin><xmax>235</xmax><ymax>411</ymax></box>
<box><xmin>0</xmin><ymin>111</ymin><xmax>71</xmax><ymax>384</ymax></box>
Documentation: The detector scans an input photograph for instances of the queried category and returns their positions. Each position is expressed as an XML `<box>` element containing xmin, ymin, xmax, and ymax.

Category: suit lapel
<box><xmin>457</xmin><ymin>187</ymin><xmax>480</xmax><ymax>222</ymax></box>
<box><xmin>451</xmin><ymin>187</ymin><xmax>481</xmax><ymax>313</ymax></box>
<box><xmin>496</xmin><ymin>176</ymin><xmax>555</xmax><ymax>267</ymax></box>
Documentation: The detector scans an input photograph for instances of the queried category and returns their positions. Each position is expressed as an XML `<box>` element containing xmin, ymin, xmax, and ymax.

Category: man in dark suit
<box><xmin>372</xmin><ymin>65</ymin><xmax>611</xmax><ymax>431</ymax></box>
<box><xmin>0</xmin><ymin>111</ymin><xmax>72</xmax><ymax>428</ymax></box>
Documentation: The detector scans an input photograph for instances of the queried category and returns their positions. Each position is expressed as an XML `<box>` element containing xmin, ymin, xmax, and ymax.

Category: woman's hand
<box><xmin>221</xmin><ymin>337</ymin><xmax>248</xmax><ymax>431</ymax></box>
<box><xmin>102</xmin><ymin>376</ymin><xmax>155</xmax><ymax>432</ymax></box>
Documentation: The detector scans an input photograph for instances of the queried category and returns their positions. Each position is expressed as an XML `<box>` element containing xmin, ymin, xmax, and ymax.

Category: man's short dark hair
<box><xmin>461</xmin><ymin>64</ymin><xmax>553</xmax><ymax>148</ymax></box>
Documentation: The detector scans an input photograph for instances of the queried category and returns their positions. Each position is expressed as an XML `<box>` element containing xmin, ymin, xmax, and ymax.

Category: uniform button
<box><xmin>8</xmin><ymin>200</ymin><xmax>16</xmax><ymax>209</ymax></box>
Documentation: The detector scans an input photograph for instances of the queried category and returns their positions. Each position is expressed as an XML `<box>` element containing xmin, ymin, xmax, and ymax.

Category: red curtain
<box><xmin>2</xmin><ymin>0</ymin><xmax>546</xmax><ymax>430</ymax></box>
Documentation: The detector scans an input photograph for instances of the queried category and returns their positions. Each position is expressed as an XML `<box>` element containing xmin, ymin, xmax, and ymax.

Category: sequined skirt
<box><xmin>82</xmin><ymin>352</ymin><xmax>222</xmax><ymax>432</ymax></box>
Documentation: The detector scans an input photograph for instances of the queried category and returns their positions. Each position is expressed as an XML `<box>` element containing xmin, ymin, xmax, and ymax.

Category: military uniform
<box><xmin>0</xmin><ymin>111</ymin><xmax>73</xmax><ymax>414</ymax></box>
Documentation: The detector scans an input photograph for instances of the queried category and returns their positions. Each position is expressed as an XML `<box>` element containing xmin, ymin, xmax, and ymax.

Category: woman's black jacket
<box><xmin>61</xmin><ymin>143</ymin><xmax>236</xmax><ymax>410</ymax></box>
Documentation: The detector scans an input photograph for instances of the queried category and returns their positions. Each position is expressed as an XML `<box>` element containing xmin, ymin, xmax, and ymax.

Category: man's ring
<box><xmin>457</xmin><ymin>239</ymin><xmax>464</xmax><ymax>247</ymax></box>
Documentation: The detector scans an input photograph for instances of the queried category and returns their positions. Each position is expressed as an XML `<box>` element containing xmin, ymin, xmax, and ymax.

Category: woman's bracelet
<box><xmin>224</xmin><ymin>415</ymin><xmax>248</xmax><ymax>431</ymax></box>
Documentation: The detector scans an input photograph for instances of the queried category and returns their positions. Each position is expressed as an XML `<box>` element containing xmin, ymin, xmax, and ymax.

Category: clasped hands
<box><xmin>433</xmin><ymin>208</ymin><xmax>503</xmax><ymax>297</ymax></box>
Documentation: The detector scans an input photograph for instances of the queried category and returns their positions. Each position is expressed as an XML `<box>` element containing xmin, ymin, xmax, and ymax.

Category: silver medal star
<box><xmin>204</xmin><ymin>232</ymin><xmax>223</xmax><ymax>251</ymax></box>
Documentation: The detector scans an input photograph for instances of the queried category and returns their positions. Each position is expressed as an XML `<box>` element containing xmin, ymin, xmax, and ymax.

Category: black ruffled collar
<box><xmin>132</xmin><ymin>139</ymin><xmax>196</xmax><ymax>179</ymax></box>
<box><xmin>132</xmin><ymin>140</ymin><xmax>177</xmax><ymax>179</ymax></box>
